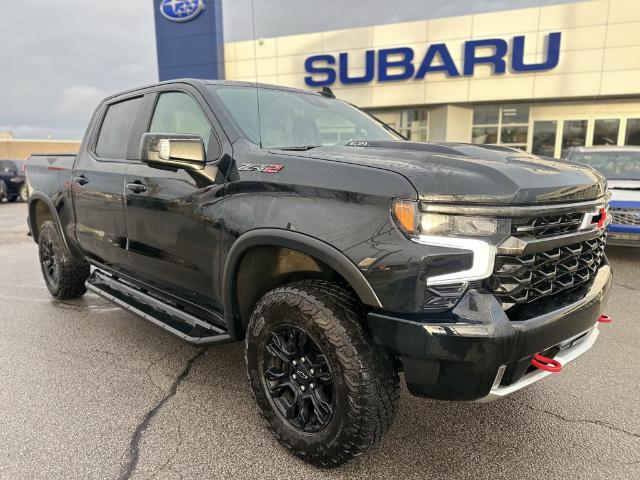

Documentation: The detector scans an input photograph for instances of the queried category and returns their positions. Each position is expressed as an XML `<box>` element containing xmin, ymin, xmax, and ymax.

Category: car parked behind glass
<box><xmin>566</xmin><ymin>146</ymin><xmax>640</xmax><ymax>246</ymax></box>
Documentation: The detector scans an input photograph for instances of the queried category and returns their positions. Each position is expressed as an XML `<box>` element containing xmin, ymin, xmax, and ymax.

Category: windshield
<box><xmin>207</xmin><ymin>85</ymin><xmax>400</xmax><ymax>148</ymax></box>
<box><xmin>570</xmin><ymin>151</ymin><xmax>640</xmax><ymax>180</ymax></box>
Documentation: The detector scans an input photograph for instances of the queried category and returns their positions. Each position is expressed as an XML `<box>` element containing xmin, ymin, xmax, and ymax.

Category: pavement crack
<box><xmin>117</xmin><ymin>348</ymin><xmax>206</xmax><ymax>480</ymax></box>
<box><xmin>510</xmin><ymin>398</ymin><xmax>640</xmax><ymax>439</ymax></box>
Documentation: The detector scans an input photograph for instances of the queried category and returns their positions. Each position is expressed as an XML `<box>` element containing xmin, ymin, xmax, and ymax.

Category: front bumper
<box><xmin>367</xmin><ymin>263</ymin><xmax>612</xmax><ymax>401</ymax></box>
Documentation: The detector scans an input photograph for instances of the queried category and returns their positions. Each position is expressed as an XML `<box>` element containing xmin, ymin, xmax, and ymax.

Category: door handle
<box><xmin>126</xmin><ymin>182</ymin><xmax>147</xmax><ymax>194</ymax></box>
<box><xmin>72</xmin><ymin>175</ymin><xmax>89</xmax><ymax>186</ymax></box>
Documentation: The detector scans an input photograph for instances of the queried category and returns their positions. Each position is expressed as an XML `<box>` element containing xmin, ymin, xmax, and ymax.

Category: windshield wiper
<box><xmin>270</xmin><ymin>145</ymin><xmax>322</xmax><ymax>151</ymax></box>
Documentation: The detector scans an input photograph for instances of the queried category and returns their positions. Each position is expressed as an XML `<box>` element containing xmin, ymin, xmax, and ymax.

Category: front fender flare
<box><xmin>222</xmin><ymin>228</ymin><xmax>382</xmax><ymax>339</ymax></box>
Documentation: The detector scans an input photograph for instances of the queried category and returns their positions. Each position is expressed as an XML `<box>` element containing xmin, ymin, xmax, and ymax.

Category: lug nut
<box><xmin>292</xmin><ymin>374</ymin><xmax>297</xmax><ymax>380</ymax></box>
<box><xmin>301</xmin><ymin>357</ymin><xmax>306</xmax><ymax>363</ymax></box>
<box><xmin>300</xmin><ymin>385</ymin><xmax>306</xmax><ymax>392</ymax></box>
<box><xmin>310</xmin><ymin>383</ymin><xmax>315</xmax><ymax>389</ymax></box>
<box><xmin>309</xmin><ymin>369</ymin><xmax>315</xmax><ymax>375</ymax></box>
<box><xmin>292</xmin><ymin>360</ymin><xmax>297</xmax><ymax>366</ymax></box>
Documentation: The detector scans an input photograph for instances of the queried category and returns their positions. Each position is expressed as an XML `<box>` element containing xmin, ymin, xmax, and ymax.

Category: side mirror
<box><xmin>140</xmin><ymin>133</ymin><xmax>206</xmax><ymax>170</ymax></box>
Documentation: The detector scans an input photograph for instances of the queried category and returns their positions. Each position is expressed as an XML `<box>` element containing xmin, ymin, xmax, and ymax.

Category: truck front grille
<box><xmin>487</xmin><ymin>233</ymin><xmax>606</xmax><ymax>309</ymax></box>
<box><xmin>610</xmin><ymin>208</ymin><xmax>640</xmax><ymax>226</ymax></box>
<box><xmin>510</xmin><ymin>212</ymin><xmax>584</xmax><ymax>238</ymax></box>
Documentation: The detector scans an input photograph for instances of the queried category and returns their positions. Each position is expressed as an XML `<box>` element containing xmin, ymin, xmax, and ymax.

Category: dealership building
<box><xmin>156</xmin><ymin>0</ymin><xmax>640</xmax><ymax>158</ymax></box>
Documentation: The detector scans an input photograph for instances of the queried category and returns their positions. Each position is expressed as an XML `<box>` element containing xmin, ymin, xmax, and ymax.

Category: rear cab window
<box><xmin>94</xmin><ymin>97</ymin><xmax>143</xmax><ymax>160</ymax></box>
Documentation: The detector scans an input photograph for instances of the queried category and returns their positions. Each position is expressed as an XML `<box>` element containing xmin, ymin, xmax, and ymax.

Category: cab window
<box><xmin>95</xmin><ymin>97</ymin><xmax>143</xmax><ymax>160</ymax></box>
<box><xmin>149</xmin><ymin>92</ymin><xmax>213</xmax><ymax>151</ymax></box>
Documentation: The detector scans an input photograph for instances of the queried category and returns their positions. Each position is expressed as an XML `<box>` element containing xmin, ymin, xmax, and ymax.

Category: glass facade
<box><xmin>368</xmin><ymin>105</ymin><xmax>640</xmax><ymax>158</ymax></box>
<box><xmin>472</xmin><ymin>104</ymin><xmax>529</xmax><ymax>149</ymax></box>
<box><xmin>593</xmin><ymin>119</ymin><xmax>620</xmax><ymax>145</ymax></box>
<box><xmin>399</xmin><ymin>109</ymin><xmax>428</xmax><ymax>142</ymax></box>
<box><xmin>626</xmin><ymin>118</ymin><xmax>640</xmax><ymax>145</ymax></box>
<box><xmin>561</xmin><ymin>120</ymin><xmax>588</xmax><ymax>157</ymax></box>
<box><xmin>531</xmin><ymin>121</ymin><xmax>557</xmax><ymax>157</ymax></box>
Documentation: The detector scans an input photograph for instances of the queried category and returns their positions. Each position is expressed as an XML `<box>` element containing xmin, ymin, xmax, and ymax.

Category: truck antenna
<box><xmin>250</xmin><ymin>0</ymin><xmax>263</xmax><ymax>148</ymax></box>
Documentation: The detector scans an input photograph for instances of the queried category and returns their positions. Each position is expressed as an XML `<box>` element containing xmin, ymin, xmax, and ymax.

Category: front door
<box><xmin>124</xmin><ymin>90</ymin><xmax>226</xmax><ymax>309</ymax></box>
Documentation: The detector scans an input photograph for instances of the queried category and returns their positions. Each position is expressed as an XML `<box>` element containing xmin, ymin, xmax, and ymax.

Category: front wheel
<box><xmin>246</xmin><ymin>280</ymin><xmax>399</xmax><ymax>468</ymax></box>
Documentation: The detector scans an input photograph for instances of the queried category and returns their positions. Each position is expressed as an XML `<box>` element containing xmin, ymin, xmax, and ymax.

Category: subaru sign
<box><xmin>304</xmin><ymin>32</ymin><xmax>562</xmax><ymax>87</ymax></box>
<box><xmin>160</xmin><ymin>0</ymin><xmax>206</xmax><ymax>22</ymax></box>
<box><xmin>153</xmin><ymin>0</ymin><xmax>224</xmax><ymax>81</ymax></box>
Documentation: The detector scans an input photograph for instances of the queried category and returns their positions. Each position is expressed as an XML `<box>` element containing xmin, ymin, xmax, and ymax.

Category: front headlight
<box><xmin>392</xmin><ymin>200</ymin><xmax>508</xmax><ymax>240</ymax></box>
<box><xmin>392</xmin><ymin>200</ymin><xmax>510</xmax><ymax>285</ymax></box>
<box><xmin>421</xmin><ymin>213</ymin><xmax>497</xmax><ymax>237</ymax></box>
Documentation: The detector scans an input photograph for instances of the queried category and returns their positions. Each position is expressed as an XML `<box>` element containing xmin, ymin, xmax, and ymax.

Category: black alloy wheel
<box><xmin>37</xmin><ymin>221</ymin><xmax>89</xmax><ymax>299</ymax></box>
<box><xmin>41</xmin><ymin>235</ymin><xmax>60</xmax><ymax>288</ymax></box>
<box><xmin>262</xmin><ymin>325</ymin><xmax>334</xmax><ymax>433</ymax></box>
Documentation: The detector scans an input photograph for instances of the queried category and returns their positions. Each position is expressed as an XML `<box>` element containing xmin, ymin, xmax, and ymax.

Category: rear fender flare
<box><xmin>28</xmin><ymin>192</ymin><xmax>84</xmax><ymax>261</ymax></box>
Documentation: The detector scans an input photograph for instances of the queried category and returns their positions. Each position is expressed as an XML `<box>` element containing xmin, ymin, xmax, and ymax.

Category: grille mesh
<box><xmin>511</xmin><ymin>212</ymin><xmax>583</xmax><ymax>238</ymax></box>
<box><xmin>488</xmin><ymin>233</ymin><xmax>606</xmax><ymax>309</ymax></box>
<box><xmin>610</xmin><ymin>208</ymin><xmax>640</xmax><ymax>226</ymax></box>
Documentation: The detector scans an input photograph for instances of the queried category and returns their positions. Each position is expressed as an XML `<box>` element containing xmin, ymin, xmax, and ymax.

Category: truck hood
<box><xmin>280</xmin><ymin>141</ymin><xmax>606</xmax><ymax>205</ymax></box>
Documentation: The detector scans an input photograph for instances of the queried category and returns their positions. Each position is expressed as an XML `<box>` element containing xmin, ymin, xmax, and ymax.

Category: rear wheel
<box><xmin>38</xmin><ymin>221</ymin><xmax>90</xmax><ymax>299</ymax></box>
<box><xmin>246</xmin><ymin>280</ymin><xmax>399</xmax><ymax>468</ymax></box>
<box><xmin>0</xmin><ymin>180</ymin><xmax>6</xmax><ymax>201</ymax></box>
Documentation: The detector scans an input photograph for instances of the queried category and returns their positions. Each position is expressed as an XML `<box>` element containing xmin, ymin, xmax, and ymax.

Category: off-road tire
<box><xmin>246</xmin><ymin>280</ymin><xmax>399</xmax><ymax>468</ymax></box>
<box><xmin>38</xmin><ymin>221</ymin><xmax>89</xmax><ymax>299</ymax></box>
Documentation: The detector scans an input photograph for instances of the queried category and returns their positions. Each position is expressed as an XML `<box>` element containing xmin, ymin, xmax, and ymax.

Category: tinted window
<box><xmin>95</xmin><ymin>97</ymin><xmax>143</xmax><ymax>159</ymax></box>
<box><xmin>149</xmin><ymin>92</ymin><xmax>212</xmax><ymax>148</ymax></box>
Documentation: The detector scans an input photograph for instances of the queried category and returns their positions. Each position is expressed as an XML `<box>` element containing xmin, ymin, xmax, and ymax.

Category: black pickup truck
<box><xmin>26</xmin><ymin>79</ymin><xmax>612</xmax><ymax>467</ymax></box>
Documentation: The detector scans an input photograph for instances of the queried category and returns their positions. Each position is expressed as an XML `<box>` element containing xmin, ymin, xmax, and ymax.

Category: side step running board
<box><xmin>87</xmin><ymin>270</ymin><xmax>233</xmax><ymax>346</ymax></box>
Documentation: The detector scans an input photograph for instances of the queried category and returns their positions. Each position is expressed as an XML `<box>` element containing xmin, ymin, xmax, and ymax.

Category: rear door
<box><xmin>124</xmin><ymin>87</ymin><xmax>227</xmax><ymax>309</ymax></box>
<box><xmin>72</xmin><ymin>95</ymin><xmax>146</xmax><ymax>270</ymax></box>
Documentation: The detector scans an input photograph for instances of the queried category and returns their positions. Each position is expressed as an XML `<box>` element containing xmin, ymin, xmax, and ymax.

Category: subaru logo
<box><xmin>160</xmin><ymin>0</ymin><xmax>206</xmax><ymax>23</ymax></box>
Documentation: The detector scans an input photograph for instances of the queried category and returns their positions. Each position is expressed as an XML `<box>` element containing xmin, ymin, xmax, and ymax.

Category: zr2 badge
<box><xmin>238</xmin><ymin>164</ymin><xmax>285</xmax><ymax>173</ymax></box>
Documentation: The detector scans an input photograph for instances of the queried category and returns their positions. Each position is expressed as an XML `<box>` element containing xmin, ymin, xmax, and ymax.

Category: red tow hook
<box><xmin>531</xmin><ymin>353</ymin><xmax>562</xmax><ymax>373</ymax></box>
<box><xmin>598</xmin><ymin>314</ymin><xmax>613</xmax><ymax>324</ymax></box>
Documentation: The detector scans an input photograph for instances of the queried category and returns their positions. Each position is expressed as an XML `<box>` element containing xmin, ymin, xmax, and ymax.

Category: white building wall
<box><xmin>224</xmin><ymin>0</ymin><xmax>640</xmax><ymax>108</ymax></box>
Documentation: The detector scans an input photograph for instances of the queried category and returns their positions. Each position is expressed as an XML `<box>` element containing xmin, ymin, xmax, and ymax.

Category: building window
<box><xmin>531</xmin><ymin>121</ymin><xmax>557</xmax><ymax>157</ymax></box>
<box><xmin>472</xmin><ymin>104</ymin><xmax>529</xmax><ymax>149</ymax></box>
<box><xmin>626</xmin><ymin>118</ymin><xmax>640</xmax><ymax>145</ymax></box>
<box><xmin>399</xmin><ymin>109</ymin><xmax>428</xmax><ymax>142</ymax></box>
<box><xmin>593</xmin><ymin>119</ymin><xmax>620</xmax><ymax>146</ymax></box>
<box><xmin>561</xmin><ymin>120</ymin><xmax>588</xmax><ymax>157</ymax></box>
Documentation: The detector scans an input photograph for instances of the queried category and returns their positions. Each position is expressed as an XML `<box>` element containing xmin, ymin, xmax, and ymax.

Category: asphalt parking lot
<box><xmin>0</xmin><ymin>201</ymin><xmax>638</xmax><ymax>480</ymax></box>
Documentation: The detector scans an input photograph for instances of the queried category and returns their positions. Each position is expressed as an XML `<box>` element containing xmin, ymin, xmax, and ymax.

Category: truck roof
<box><xmin>102</xmin><ymin>78</ymin><xmax>321</xmax><ymax>104</ymax></box>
